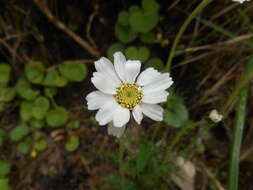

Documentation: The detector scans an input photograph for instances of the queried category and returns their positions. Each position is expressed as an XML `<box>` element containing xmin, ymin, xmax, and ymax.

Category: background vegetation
<box><xmin>0</xmin><ymin>0</ymin><xmax>253</xmax><ymax>189</ymax></box>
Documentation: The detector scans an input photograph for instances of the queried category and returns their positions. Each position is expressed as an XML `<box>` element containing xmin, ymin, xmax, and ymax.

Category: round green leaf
<box><xmin>34</xmin><ymin>140</ymin><xmax>47</xmax><ymax>152</ymax></box>
<box><xmin>32</xmin><ymin>96</ymin><xmax>50</xmax><ymax>119</ymax></box>
<box><xmin>25</xmin><ymin>61</ymin><xmax>45</xmax><ymax>84</ymax></box>
<box><xmin>144</xmin><ymin>58</ymin><xmax>164</xmax><ymax>71</ymax></box>
<box><xmin>10</xmin><ymin>124</ymin><xmax>29</xmax><ymax>141</ymax></box>
<box><xmin>125</xmin><ymin>46</ymin><xmax>150</xmax><ymax>62</ymax></box>
<box><xmin>0</xmin><ymin>178</ymin><xmax>11</xmax><ymax>190</ymax></box>
<box><xmin>0</xmin><ymin>63</ymin><xmax>11</xmax><ymax>85</ymax></box>
<box><xmin>59</xmin><ymin>61</ymin><xmax>87</xmax><ymax>82</ymax></box>
<box><xmin>129</xmin><ymin>11</ymin><xmax>159</xmax><ymax>33</ymax></box>
<box><xmin>46</xmin><ymin>107</ymin><xmax>69</xmax><ymax>127</ymax></box>
<box><xmin>164</xmin><ymin>96</ymin><xmax>189</xmax><ymax>128</ymax></box>
<box><xmin>20</xmin><ymin>101</ymin><xmax>33</xmax><ymax>121</ymax></box>
<box><xmin>107</xmin><ymin>43</ymin><xmax>125</xmax><ymax>61</ymax></box>
<box><xmin>65</xmin><ymin>135</ymin><xmax>79</xmax><ymax>152</ymax></box>
<box><xmin>43</xmin><ymin>69</ymin><xmax>68</xmax><ymax>87</ymax></box>
<box><xmin>115</xmin><ymin>23</ymin><xmax>137</xmax><ymax>43</ymax></box>
<box><xmin>140</xmin><ymin>32</ymin><xmax>156</xmax><ymax>44</ymax></box>
<box><xmin>29</xmin><ymin>118</ymin><xmax>45</xmax><ymax>129</ymax></box>
<box><xmin>118</xmin><ymin>11</ymin><xmax>129</xmax><ymax>26</ymax></box>
<box><xmin>142</xmin><ymin>0</ymin><xmax>160</xmax><ymax>13</ymax></box>
<box><xmin>17</xmin><ymin>142</ymin><xmax>31</xmax><ymax>154</ymax></box>
<box><xmin>16</xmin><ymin>78</ymin><xmax>40</xmax><ymax>100</ymax></box>
<box><xmin>0</xmin><ymin>87</ymin><xmax>16</xmax><ymax>102</ymax></box>
<box><xmin>0</xmin><ymin>160</ymin><xmax>11</xmax><ymax>178</ymax></box>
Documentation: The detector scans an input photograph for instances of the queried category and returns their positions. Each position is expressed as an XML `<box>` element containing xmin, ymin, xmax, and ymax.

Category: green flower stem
<box><xmin>228</xmin><ymin>85</ymin><xmax>249</xmax><ymax>190</ymax></box>
<box><xmin>165</xmin><ymin>0</ymin><xmax>213</xmax><ymax>71</ymax></box>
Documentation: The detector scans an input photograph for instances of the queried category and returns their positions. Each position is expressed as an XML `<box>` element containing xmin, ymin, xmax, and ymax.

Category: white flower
<box><xmin>232</xmin><ymin>0</ymin><xmax>250</xmax><ymax>3</ymax></box>
<box><xmin>86</xmin><ymin>51</ymin><xmax>173</xmax><ymax>137</ymax></box>
<box><xmin>209</xmin><ymin>109</ymin><xmax>223</xmax><ymax>123</ymax></box>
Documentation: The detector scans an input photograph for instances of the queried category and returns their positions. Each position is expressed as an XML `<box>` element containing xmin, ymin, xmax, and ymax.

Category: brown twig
<box><xmin>86</xmin><ymin>5</ymin><xmax>99</xmax><ymax>48</ymax></box>
<box><xmin>33</xmin><ymin>0</ymin><xmax>101</xmax><ymax>58</ymax></box>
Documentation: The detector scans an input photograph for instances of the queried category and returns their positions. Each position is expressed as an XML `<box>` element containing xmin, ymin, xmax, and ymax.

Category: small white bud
<box><xmin>209</xmin><ymin>109</ymin><xmax>223</xmax><ymax>123</ymax></box>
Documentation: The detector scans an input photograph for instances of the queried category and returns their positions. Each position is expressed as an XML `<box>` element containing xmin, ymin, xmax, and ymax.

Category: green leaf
<box><xmin>107</xmin><ymin>175</ymin><xmax>137</xmax><ymax>190</ymax></box>
<box><xmin>0</xmin><ymin>63</ymin><xmax>11</xmax><ymax>85</ymax></box>
<box><xmin>16</xmin><ymin>78</ymin><xmax>40</xmax><ymax>100</ymax></box>
<box><xmin>129</xmin><ymin>11</ymin><xmax>159</xmax><ymax>33</ymax></box>
<box><xmin>65</xmin><ymin>135</ymin><xmax>79</xmax><ymax>152</ymax></box>
<box><xmin>20</xmin><ymin>101</ymin><xmax>33</xmax><ymax>121</ymax></box>
<box><xmin>140</xmin><ymin>32</ymin><xmax>156</xmax><ymax>44</ymax></box>
<box><xmin>59</xmin><ymin>61</ymin><xmax>87</xmax><ymax>82</ymax></box>
<box><xmin>25</xmin><ymin>61</ymin><xmax>45</xmax><ymax>84</ymax></box>
<box><xmin>32</xmin><ymin>96</ymin><xmax>50</xmax><ymax>119</ymax></box>
<box><xmin>107</xmin><ymin>43</ymin><xmax>125</xmax><ymax>61</ymax></box>
<box><xmin>135</xmin><ymin>144</ymin><xmax>153</xmax><ymax>174</ymax></box>
<box><xmin>115</xmin><ymin>23</ymin><xmax>137</xmax><ymax>43</ymax></box>
<box><xmin>17</xmin><ymin>142</ymin><xmax>31</xmax><ymax>154</ymax></box>
<box><xmin>164</xmin><ymin>96</ymin><xmax>189</xmax><ymax>128</ymax></box>
<box><xmin>44</xmin><ymin>87</ymin><xmax>57</xmax><ymax>98</ymax></box>
<box><xmin>0</xmin><ymin>87</ymin><xmax>16</xmax><ymax>102</ymax></box>
<box><xmin>118</xmin><ymin>11</ymin><xmax>129</xmax><ymax>26</ymax></box>
<box><xmin>29</xmin><ymin>118</ymin><xmax>45</xmax><ymax>129</ymax></box>
<box><xmin>125</xmin><ymin>46</ymin><xmax>150</xmax><ymax>62</ymax></box>
<box><xmin>0</xmin><ymin>178</ymin><xmax>11</xmax><ymax>190</ymax></box>
<box><xmin>34</xmin><ymin>140</ymin><xmax>47</xmax><ymax>152</ymax></box>
<box><xmin>10</xmin><ymin>124</ymin><xmax>29</xmax><ymax>141</ymax></box>
<box><xmin>142</xmin><ymin>0</ymin><xmax>160</xmax><ymax>13</ymax></box>
<box><xmin>0</xmin><ymin>160</ymin><xmax>11</xmax><ymax>178</ymax></box>
<box><xmin>46</xmin><ymin>107</ymin><xmax>69</xmax><ymax>127</ymax></box>
<box><xmin>144</xmin><ymin>58</ymin><xmax>164</xmax><ymax>71</ymax></box>
<box><xmin>69</xmin><ymin>120</ymin><xmax>80</xmax><ymax>129</ymax></box>
<box><xmin>43</xmin><ymin>69</ymin><xmax>68</xmax><ymax>87</ymax></box>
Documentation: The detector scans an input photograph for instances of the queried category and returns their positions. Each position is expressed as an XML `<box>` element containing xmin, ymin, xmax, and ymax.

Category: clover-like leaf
<box><xmin>65</xmin><ymin>135</ymin><xmax>79</xmax><ymax>152</ymax></box>
<box><xmin>44</xmin><ymin>87</ymin><xmax>58</xmax><ymax>98</ymax></box>
<box><xmin>34</xmin><ymin>140</ymin><xmax>47</xmax><ymax>152</ymax></box>
<box><xmin>125</xmin><ymin>46</ymin><xmax>150</xmax><ymax>62</ymax></box>
<box><xmin>144</xmin><ymin>58</ymin><xmax>164</xmax><ymax>71</ymax></box>
<box><xmin>107</xmin><ymin>43</ymin><xmax>125</xmax><ymax>61</ymax></box>
<box><xmin>142</xmin><ymin>0</ymin><xmax>160</xmax><ymax>13</ymax></box>
<box><xmin>140</xmin><ymin>32</ymin><xmax>156</xmax><ymax>44</ymax></box>
<box><xmin>129</xmin><ymin>11</ymin><xmax>159</xmax><ymax>33</ymax></box>
<box><xmin>46</xmin><ymin>106</ymin><xmax>69</xmax><ymax>127</ymax></box>
<box><xmin>118</xmin><ymin>11</ymin><xmax>129</xmax><ymax>26</ymax></box>
<box><xmin>0</xmin><ymin>160</ymin><xmax>11</xmax><ymax>178</ymax></box>
<box><xmin>16</xmin><ymin>78</ymin><xmax>40</xmax><ymax>100</ymax></box>
<box><xmin>25</xmin><ymin>61</ymin><xmax>45</xmax><ymax>84</ymax></box>
<box><xmin>17</xmin><ymin>142</ymin><xmax>31</xmax><ymax>154</ymax></box>
<box><xmin>43</xmin><ymin>69</ymin><xmax>68</xmax><ymax>87</ymax></box>
<box><xmin>59</xmin><ymin>61</ymin><xmax>87</xmax><ymax>82</ymax></box>
<box><xmin>20</xmin><ymin>101</ymin><xmax>33</xmax><ymax>121</ymax></box>
<box><xmin>29</xmin><ymin>118</ymin><xmax>45</xmax><ymax>129</ymax></box>
<box><xmin>164</xmin><ymin>96</ymin><xmax>189</xmax><ymax>128</ymax></box>
<box><xmin>0</xmin><ymin>63</ymin><xmax>11</xmax><ymax>85</ymax></box>
<box><xmin>10</xmin><ymin>124</ymin><xmax>29</xmax><ymax>141</ymax></box>
<box><xmin>115</xmin><ymin>23</ymin><xmax>137</xmax><ymax>43</ymax></box>
<box><xmin>0</xmin><ymin>87</ymin><xmax>16</xmax><ymax>102</ymax></box>
<box><xmin>32</xmin><ymin>96</ymin><xmax>50</xmax><ymax>119</ymax></box>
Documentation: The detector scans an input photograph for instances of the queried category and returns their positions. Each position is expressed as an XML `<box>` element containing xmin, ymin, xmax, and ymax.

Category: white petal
<box><xmin>86</xmin><ymin>91</ymin><xmax>113</xmax><ymax>110</ymax></box>
<box><xmin>141</xmin><ymin>103</ymin><xmax>164</xmax><ymax>121</ymax></box>
<box><xmin>95</xmin><ymin>57</ymin><xmax>121</xmax><ymax>85</ymax></box>
<box><xmin>132</xmin><ymin>105</ymin><xmax>143</xmax><ymax>124</ymax></box>
<box><xmin>125</xmin><ymin>60</ymin><xmax>141</xmax><ymax>83</ymax></box>
<box><xmin>113</xmin><ymin>106</ymin><xmax>130</xmax><ymax>127</ymax></box>
<box><xmin>91</xmin><ymin>72</ymin><xmax>118</xmax><ymax>94</ymax></box>
<box><xmin>142</xmin><ymin>90</ymin><xmax>169</xmax><ymax>104</ymax></box>
<box><xmin>114</xmin><ymin>51</ymin><xmax>126</xmax><ymax>81</ymax></box>
<box><xmin>136</xmin><ymin>68</ymin><xmax>160</xmax><ymax>86</ymax></box>
<box><xmin>95</xmin><ymin>99</ymin><xmax>118</xmax><ymax>125</ymax></box>
<box><xmin>142</xmin><ymin>73</ymin><xmax>173</xmax><ymax>94</ymax></box>
<box><xmin>108</xmin><ymin>122</ymin><xmax>126</xmax><ymax>137</ymax></box>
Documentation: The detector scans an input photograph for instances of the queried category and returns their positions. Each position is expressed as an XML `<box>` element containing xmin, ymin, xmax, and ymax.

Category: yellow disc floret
<box><xmin>114</xmin><ymin>82</ymin><xmax>143</xmax><ymax>110</ymax></box>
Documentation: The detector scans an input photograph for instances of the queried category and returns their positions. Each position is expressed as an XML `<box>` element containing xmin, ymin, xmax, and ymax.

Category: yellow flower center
<box><xmin>114</xmin><ymin>82</ymin><xmax>143</xmax><ymax>110</ymax></box>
